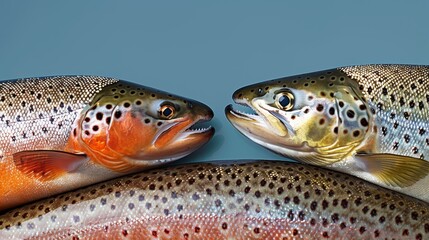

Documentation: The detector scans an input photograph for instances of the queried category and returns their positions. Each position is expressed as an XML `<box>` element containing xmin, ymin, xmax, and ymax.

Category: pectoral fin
<box><xmin>13</xmin><ymin>150</ymin><xmax>87</xmax><ymax>182</ymax></box>
<box><xmin>355</xmin><ymin>153</ymin><xmax>429</xmax><ymax>188</ymax></box>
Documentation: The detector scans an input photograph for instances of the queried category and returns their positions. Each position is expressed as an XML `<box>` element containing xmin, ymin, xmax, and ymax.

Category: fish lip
<box><xmin>225</xmin><ymin>96</ymin><xmax>264</xmax><ymax>122</ymax></box>
<box><xmin>176</xmin><ymin>112</ymin><xmax>215</xmax><ymax>141</ymax></box>
<box><xmin>132</xmin><ymin>114</ymin><xmax>215</xmax><ymax>163</ymax></box>
<box><xmin>226</xmin><ymin>100</ymin><xmax>306</xmax><ymax>152</ymax></box>
<box><xmin>226</xmin><ymin>98</ymin><xmax>286</xmax><ymax>134</ymax></box>
<box><xmin>225</xmin><ymin>104</ymin><xmax>261</xmax><ymax>122</ymax></box>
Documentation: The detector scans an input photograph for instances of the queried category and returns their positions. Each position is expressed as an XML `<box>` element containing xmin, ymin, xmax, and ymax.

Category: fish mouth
<box><xmin>177</xmin><ymin>115</ymin><xmax>215</xmax><ymax>141</ymax></box>
<box><xmin>139</xmin><ymin>113</ymin><xmax>214</xmax><ymax>162</ymax></box>
<box><xmin>225</xmin><ymin>100</ymin><xmax>307</xmax><ymax>153</ymax></box>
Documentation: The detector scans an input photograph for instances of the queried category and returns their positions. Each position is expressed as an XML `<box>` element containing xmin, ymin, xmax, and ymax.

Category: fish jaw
<box><xmin>225</xmin><ymin>70</ymin><xmax>373</xmax><ymax>164</ymax></box>
<box><xmin>65</xmin><ymin>80</ymin><xmax>215</xmax><ymax>173</ymax></box>
<box><xmin>225</xmin><ymin>103</ymin><xmax>310</xmax><ymax>157</ymax></box>
<box><xmin>133</xmin><ymin>115</ymin><xmax>215</xmax><ymax>163</ymax></box>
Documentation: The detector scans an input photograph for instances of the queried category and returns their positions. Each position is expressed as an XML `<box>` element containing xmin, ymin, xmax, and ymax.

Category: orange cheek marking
<box><xmin>107</xmin><ymin>112</ymin><xmax>157</xmax><ymax>156</ymax></box>
<box><xmin>83</xmin><ymin>127</ymin><xmax>108</xmax><ymax>152</ymax></box>
<box><xmin>154</xmin><ymin>119</ymin><xmax>193</xmax><ymax>148</ymax></box>
<box><xmin>65</xmin><ymin>130</ymin><xmax>84</xmax><ymax>153</ymax></box>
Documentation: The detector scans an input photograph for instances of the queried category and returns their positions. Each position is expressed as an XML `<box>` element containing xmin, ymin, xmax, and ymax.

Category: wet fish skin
<box><xmin>226</xmin><ymin>64</ymin><xmax>429</xmax><ymax>202</ymax></box>
<box><xmin>0</xmin><ymin>76</ymin><xmax>214</xmax><ymax>211</ymax></box>
<box><xmin>0</xmin><ymin>161</ymin><xmax>428</xmax><ymax>239</ymax></box>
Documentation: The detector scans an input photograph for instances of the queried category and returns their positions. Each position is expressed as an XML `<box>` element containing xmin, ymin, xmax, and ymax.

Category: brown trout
<box><xmin>0</xmin><ymin>160</ymin><xmax>428</xmax><ymax>239</ymax></box>
<box><xmin>226</xmin><ymin>64</ymin><xmax>429</xmax><ymax>202</ymax></box>
<box><xmin>0</xmin><ymin>76</ymin><xmax>214</xmax><ymax>211</ymax></box>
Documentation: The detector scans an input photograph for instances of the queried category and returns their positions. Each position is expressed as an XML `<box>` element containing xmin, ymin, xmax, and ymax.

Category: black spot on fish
<box><xmin>96</xmin><ymin>112</ymin><xmax>103</xmax><ymax>120</ymax></box>
<box><xmin>367</xmin><ymin>87</ymin><xmax>373</xmax><ymax>95</ymax></box>
<box><xmin>360</xmin><ymin>118</ymin><xmax>369</xmax><ymax>127</ymax></box>
<box><xmin>114</xmin><ymin>111</ymin><xmax>122</xmax><ymax>119</ymax></box>
<box><xmin>382</xmin><ymin>127</ymin><xmax>387</xmax><ymax>136</ymax></box>
<box><xmin>404</xmin><ymin>134</ymin><xmax>411</xmax><ymax>143</ymax></box>
<box><xmin>393</xmin><ymin>142</ymin><xmax>399</xmax><ymax>150</ymax></box>
<box><xmin>404</xmin><ymin>112</ymin><xmax>410</xmax><ymax>120</ymax></box>
<box><xmin>393</xmin><ymin>122</ymin><xmax>399</xmax><ymax>129</ymax></box>
<box><xmin>346</xmin><ymin>110</ymin><xmax>355</xmax><ymax>119</ymax></box>
<box><xmin>400</xmin><ymin>97</ymin><xmax>405</xmax><ymax>106</ymax></box>
<box><xmin>128</xmin><ymin>203</ymin><xmax>134</xmax><ymax>210</ymax></box>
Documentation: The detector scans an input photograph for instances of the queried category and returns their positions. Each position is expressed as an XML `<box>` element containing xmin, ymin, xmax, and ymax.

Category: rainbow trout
<box><xmin>226</xmin><ymin>64</ymin><xmax>429</xmax><ymax>202</ymax></box>
<box><xmin>0</xmin><ymin>76</ymin><xmax>214</xmax><ymax>211</ymax></box>
<box><xmin>0</xmin><ymin>161</ymin><xmax>428</xmax><ymax>239</ymax></box>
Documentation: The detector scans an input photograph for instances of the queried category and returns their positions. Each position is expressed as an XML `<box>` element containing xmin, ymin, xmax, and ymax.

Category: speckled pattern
<box><xmin>0</xmin><ymin>161</ymin><xmax>428</xmax><ymax>239</ymax></box>
<box><xmin>226</xmin><ymin>64</ymin><xmax>429</xmax><ymax>202</ymax></box>
<box><xmin>0</xmin><ymin>76</ymin><xmax>118</xmax><ymax>158</ymax></box>
<box><xmin>340</xmin><ymin>65</ymin><xmax>429</xmax><ymax>159</ymax></box>
<box><xmin>0</xmin><ymin>76</ymin><xmax>214</xmax><ymax>212</ymax></box>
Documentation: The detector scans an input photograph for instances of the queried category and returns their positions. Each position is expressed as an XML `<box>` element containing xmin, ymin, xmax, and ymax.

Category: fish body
<box><xmin>0</xmin><ymin>76</ymin><xmax>214</xmax><ymax>211</ymax></box>
<box><xmin>226</xmin><ymin>64</ymin><xmax>429</xmax><ymax>202</ymax></box>
<box><xmin>0</xmin><ymin>160</ymin><xmax>428</xmax><ymax>239</ymax></box>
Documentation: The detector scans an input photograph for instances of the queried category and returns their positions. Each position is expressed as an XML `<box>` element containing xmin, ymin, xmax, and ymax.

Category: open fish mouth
<box><xmin>225</xmin><ymin>97</ymin><xmax>264</xmax><ymax>123</ymax></box>
<box><xmin>134</xmin><ymin>113</ymin><xmax>214</xmax><ymax>163</ymax></box>
<box><xmin>177</xmin><ymin>116</ymin><xmax>215</xmax><ymax>140</ymax></box>
<box><xmin>225</xmin><ymin>97</ymin><xmax>284</xmax><ymax>135</ymax></box>
<box><xmin>225</xmin><ymin>100</ymin><xmax>279</xmax><ymax>141</ymax></box>
<box><xmin>225</xmin><ymin>101</ymin><xmax>308</xmax><ymax>153</ymax></box>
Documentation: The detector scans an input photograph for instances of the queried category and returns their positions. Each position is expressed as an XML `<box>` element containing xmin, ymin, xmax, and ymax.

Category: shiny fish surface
<box><xmin>226</xmin><ymin>64</ymin><xmax>429</xmax><ymax>202</ymax></box>
<box><xmin>0</xmin><ymin>161</ymin><xmax>428</xmax><ymax>239</ymax></box>
<box><xmin>0</xmin><ymin>76</ymin><xmax>214</xmax><ymax>211</ymax></box>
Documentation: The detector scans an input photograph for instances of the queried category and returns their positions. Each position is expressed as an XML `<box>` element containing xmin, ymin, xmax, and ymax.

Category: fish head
<box><xmin>71</xmin><ymin>80</ymin><xmax>214</xmax><ymax>171</ymax></box>
<box><xmin>226</xmin><ymin>70</ymin><xmax>372</xmax><ymax>165</ymax></box>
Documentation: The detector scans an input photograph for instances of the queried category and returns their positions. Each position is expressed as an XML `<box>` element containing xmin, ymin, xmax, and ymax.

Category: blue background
<box><xmin>1</xmin><ymin>1</ymin><xmax>428</xmax><ymax>164</ymax></box>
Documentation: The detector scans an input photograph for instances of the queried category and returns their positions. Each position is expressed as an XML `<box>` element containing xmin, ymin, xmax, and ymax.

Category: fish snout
<box><xmin>187</xmin><ymin>99</ymin><xmax>214</xmax><ymax>121</ymax></box>
<box><xmin>232</xmin><ymin>83</ymin><xmax>269</xmax><ymax>103</ymax></box>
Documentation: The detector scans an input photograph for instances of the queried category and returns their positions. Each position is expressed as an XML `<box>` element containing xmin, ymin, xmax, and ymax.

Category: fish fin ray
<box><xmin>355</xmin><ymin>153</ymin><xmax>429</xmax><ymax>187</ymax></box>
<box><xmin>13</xmin><ymin>150</ymin><xmax>87</xmax><ymax>182</ymax></box>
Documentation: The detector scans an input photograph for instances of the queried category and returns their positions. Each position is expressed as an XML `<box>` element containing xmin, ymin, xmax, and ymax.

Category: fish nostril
<box><xmin>187</xmin><ymin>102</ymin><xmax>193</xmax><ymax>109</ymax></box>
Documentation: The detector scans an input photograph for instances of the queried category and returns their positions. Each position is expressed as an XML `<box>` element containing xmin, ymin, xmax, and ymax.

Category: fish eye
<box><xmin>275</xmin><ymin>92</ymin><xmax>294</xmax><ymax>110</ymax></box>
<box><xmin>159</xmin><ymin>104</ymin><xmax>175</xmax><ymax>119</ymax></box>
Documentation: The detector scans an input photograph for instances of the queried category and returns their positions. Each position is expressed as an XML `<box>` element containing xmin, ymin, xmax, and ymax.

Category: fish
<box><xmin>0</xmin><ymin>75</ymin><xmax>214</xmax><ymax>211</ymax></box>
<box><xmin>0</xmin><ymin>160</ymin><xmax>428</xmax><ymax>239</ymax></box>
<box><xmin>226</xmin><ymin>64</ymin><xmax>429</xmax><ymax>202</ymax></box>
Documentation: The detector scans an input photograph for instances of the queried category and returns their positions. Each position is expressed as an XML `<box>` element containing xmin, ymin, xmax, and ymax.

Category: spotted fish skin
<box><xmin>0</xmin><ymin>76</ymin><xmax>117</xmax><ymax>159</ymax></box>
<box><xmin>339</xmin><ymin>65</ymin><xmax>429</xmax><ymax>159</ymax></box>
<box><xmin>226</xmin><ymin>64</ymin><xmax>429</xmax><ymax>202</ymax></box>
<box><xmin>0</xmin><ymin>76</ymin><xmax>214</xmax><ymax>211</ymax></box>
<box><xmin>0</xmin><ymin>161</ymin><xmax>428</xmax><ymax>239</ymax></box>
